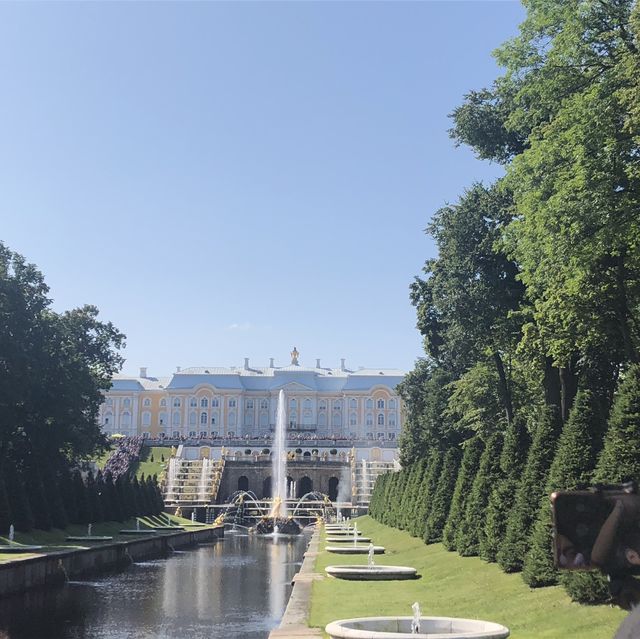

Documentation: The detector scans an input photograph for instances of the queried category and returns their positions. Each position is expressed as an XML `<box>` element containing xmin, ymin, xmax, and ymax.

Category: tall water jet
<box><xmin>271</xmin><ymin>389</ymin><xmax>288</xmax><ymax>518</ymax></box>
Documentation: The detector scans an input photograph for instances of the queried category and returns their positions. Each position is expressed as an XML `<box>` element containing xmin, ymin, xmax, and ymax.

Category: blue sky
<box><xmin>0</xmin><ymin>1</ymin><xmax>524</xmax><ymax>376</ymax></box>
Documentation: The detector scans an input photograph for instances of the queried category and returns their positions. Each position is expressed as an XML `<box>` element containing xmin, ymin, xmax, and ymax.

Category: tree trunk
<box><xmin>493</xmin><ymin>351</ymin><xmax>514</xmax><ymax>426</ymax></box>
<box><xmin>559</xmin><ymin>360</ymin><xmax>578</xmax><ymax>423</ymax></box>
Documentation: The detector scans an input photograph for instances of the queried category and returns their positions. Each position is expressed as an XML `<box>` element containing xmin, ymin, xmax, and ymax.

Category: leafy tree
<box><xmin>442</xmin><ymin>437</ymin><xmax>484</xmax><ymax>551</ymax></box>
<box><xmin>6</xmin><ymin>462</ymin><xmax>34</xmax><ymax>532</ymax></box>
<box><xmin>424</xmin><ymin>447</ymin><xmax>461</xmax><ymax>544</ymax></box>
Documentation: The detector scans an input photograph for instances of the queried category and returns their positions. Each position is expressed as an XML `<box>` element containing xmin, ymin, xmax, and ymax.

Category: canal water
<box><xmin>0</xmin><ymin>529</ymin><xmax>310</xmax><ymax>639</ymax></box>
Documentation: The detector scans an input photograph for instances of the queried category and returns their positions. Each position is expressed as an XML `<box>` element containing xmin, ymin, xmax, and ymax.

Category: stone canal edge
<box><xmin>270</xmin><ymin>525</ymin><xmax>324</xmax><ymax>639</ymax></box>
<box><xmin>0</xmin><ymin>525</ymin><xmax>224</xmax><ymax>598</ymax></box>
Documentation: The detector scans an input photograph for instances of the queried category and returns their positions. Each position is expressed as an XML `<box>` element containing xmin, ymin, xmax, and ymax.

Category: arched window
<box><xmin>173</xmin><ymin>431</ymin><xmax>180</xmax><ymax>438</ymax></box>
<box><xmin>245</xmin><ymin>412</ymin><xmax>253</xmax><ymax>426</ymax></box>
<box><xmin>366</xmin><ymin>398</ymin><xmax>373</xmax><ymax>409</ymax></box>
<box><xmin>377</xmin><ymin>413</ymin><xmax>384</xmax><ymax>426</ymax></box>
<box><xmin>349</xmin><ymin>412</ymin><xmax>357</xmax><ymax>426</ymax></box>
<box><xmin>212</xmin><ymin>398</ymin><xmax>219</xmax><ymax>407</ymax></box>
<box><xmin>159</xmin><ymin>411</ymin><xmax>167</xmax><ymax>426</ymax></box>
<box><xmin>172</xmin><ymin>411</ymin><xmax>180</xmax><ymax>426</ymax></box>
<box><xmin>332</xmin><ymin>411</ymin><xmax>341</xmax><ymax>427</ymax></box>
<box><xmin>123</xmin><ymin>398</ymin><xmax>131</xmax><ymax>408</ymax></box>
<box><xmin>173</xmin><ymin>398</ymin><xmax>181</xmax><ymax>407</ymax></box>
<box><xmin>189</xmin><ymin>411</ymin><xmax>196</xmax><ymax>425</ymax></box>
<box><xmin>318</xmin><ymin>412</ymin><xmax>327</xmax><ymax>427</ymax></box>
<box><xmin>121</xmin><ymin>411</ymin><xmax>131</xmax><ymax>426</ymax></box>
<box><xmin>238</xmin><ymin>476</ymin><xmax>249</xmax><ymax>492</ymax></box>
<box><xmin>143</xmin><ymin>398</ymin><xmax>151</xmax><ymax>407</ymax></box>
<box><xmin>366</xmin><ymin>413</ymin><xmax>373</xmax><ymax>426</ymax></box>
<box><xmin>304</xmin><ymin>398</ymin><xmax>311</xmax><ymax>409</ymax></box>
<box><xmin>160</xmin><ymin>398</ymin><xmax>167</xmax><ymax>407</ymax></box>
<box><xmin>142</xmin><ymin>411</ymin><xmax>151</xmax><ymax>426</ymax></box>
<box><xmin>190</xmin><ymin>397</ymin><xmax>197</xmax><ymax>407</ymax></box>
<box><xmin>377</xmin><ymin>399</ymin><xmax>385</xmax><ymax>409</ymax></box>
<box><xmin>290</xmin><ymin>398</ymin><xmax>297</xmax><ymax>409</ymax></box>
<box><xmin>289</xmin><ymin>411</ymin><xmax>298</xmax><ymax>428</ymax></box>
<box><xmin>350</xmin><ymin>398</ymin><xmax>357</xmax><ymax>409</ymax></box>
<box><xmin>389</xmin><ymin>399</ymin><xmax>396</xmax><ymax>409</ymax></box>
<box><xmin>200</xmin><ymin>412</ymin><xmax>207</xmax><ymax>425</ymax></box>
<box><xmin>246</xmin><ymin>399</ymin><xmax>254</xmax><ymax>409</ymax></box>
<box><xmin>260</xmin><ymin>399</ymin><xmax>268</xmax><ymax>410</ymax></box>
<box><xmin>200</xmin><ymin>397</ymin><xmax>208</xmax><ymax>408</ymax></box>
<box><xmin>328</xmin><ymin>477</ymin><xmax>339</xmax><ymax>501</ymax></box>
<box><xmin>389</xmin><ymin>413</ymin><xmax>396</xmax><ymax>426</ymax></box>
<box><xmin>319</xmin><ymin>400</ymin><xmax>326</xmax><ymax>411</ymax></box>
<box><xmin>334</xmin><ymin>400</ymin><xmax>342</xmax><ymax>410</ymax></box>
<box><xmin>229</xmin><ymin>398</ymin><xmax>237</xmax><ymax>408</ymax></box>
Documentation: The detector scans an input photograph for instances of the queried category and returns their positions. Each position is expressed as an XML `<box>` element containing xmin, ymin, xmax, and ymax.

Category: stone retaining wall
<box><xmin>0</xmin><ymin>526</ymin><xmax>223</xmax><ymax>598</ymax></box>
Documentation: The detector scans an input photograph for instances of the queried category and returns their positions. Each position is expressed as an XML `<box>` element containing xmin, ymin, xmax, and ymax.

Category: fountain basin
<box><xmin>325</xmin><ymin>616</ymin><xmax>509</xmax><ymax>639</ymax></box>
<box><xmin>65</xmin><ymin>536</ymin><xmax>114</xmax><ymax>542</ymax></box>
<box><xmin>326</xmin><ymin>536</ymin><xmax>372</xmax><ymax>544</ymax></box>
<box><xmin>119</xmin><ymin>530</ymin><xmax>158</xmax><ymax>535</ymax></box>
<box><xmin>327</xmin><ymin>545</ymin><xmax>385</xmax><ymax>554</ymax></box>
<box><xmin>326</xmin><ymin>530</ymin><xmax>362</xmax><ymax>536</ymax></box>
<box><xmin>0</xmin><ymin>545</ymin><xmax>43</xmax><ymax>553</ymax></box>
<box><xmin>325</xmin><ymin>565</ymin><xmax>417</xmax><ymax>580</ymax></box>
<box><xmin>150</xmin><ymin>526</ymin><xmax>186</xmax><ymax>531</ymax></box>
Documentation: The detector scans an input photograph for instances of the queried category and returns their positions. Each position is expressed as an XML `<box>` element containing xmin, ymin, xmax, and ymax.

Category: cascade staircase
<box><xmin>350</xmin><ymin>458</ymin><xmax>398</xmax><ymax>511</ymax></box>
<box><xmin>164</xmin><ymin>457</ymin><xmax>225</xmax><ymax>507</ymax></box>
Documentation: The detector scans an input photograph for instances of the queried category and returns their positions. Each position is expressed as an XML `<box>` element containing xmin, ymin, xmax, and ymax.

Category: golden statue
<box><xmin>290</xmin><ymin>346</ymin><xmax>300</xmax><ymax>366</ymax></box>
<box><xmin>214</xmin><ymin>514</ymin><xmax>225</xmax><ymax>525</ymax></box>
<box><xmin>174</xmin><ymin>506</ymin><xmax>182</xmax><ymax>518</ymax></box>
<box><xmin>270</xmin><ymin>496</ymin><xmax>283</xmax><ymax>519</ymax></box>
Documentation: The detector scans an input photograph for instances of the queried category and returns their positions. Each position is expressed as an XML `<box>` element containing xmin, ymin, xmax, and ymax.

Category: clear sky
<box><xmin>0</xmin><ymin>1</ymin><xmax>524</xmax><ymax>376</ymax></box>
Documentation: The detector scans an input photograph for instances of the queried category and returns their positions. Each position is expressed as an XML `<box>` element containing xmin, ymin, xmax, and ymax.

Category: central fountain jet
<box><xmin>255</xmin><ymin>389</ymin><xmax>301</xmax><ymax>535</ymax></box>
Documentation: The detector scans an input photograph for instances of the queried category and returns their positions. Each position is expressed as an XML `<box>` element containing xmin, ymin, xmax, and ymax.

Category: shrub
<box><xmin>410</xmin><ymin>452</ymin><xmax>441</xmax><ymax>538</ymax></box>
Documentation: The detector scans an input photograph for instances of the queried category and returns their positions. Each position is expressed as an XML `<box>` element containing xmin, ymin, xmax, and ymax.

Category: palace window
<box><xmin>377</xmin><ymin>432</ymin><xmax>384</xmax><ymax>439</ymax></box>
<box><xmin>246</xmin><ymin>399</ymin><xmax>254</xmax><ymax>409</ymax></box>
<box><xmin>211</xmin><ymin>415</ymin><xmax>217</xmax><ymax>425</ymax></box>
<box><xmin>104</xmin><ymin>412</ymin><xmax>112</xmax><ymax>425</ymax></box>
<box><xmin>172</xmin><ymin>411</ymin><xmax>180</xmax><ymax>425</ymax></box>
<box><xmin>290</xmin><ymin>398</ymin><xmax>297</xmax><ymax>409</ymax></box>
<box><xmin>304</xmin><ymin>398</ymin><xmax>311</xmax><ymax>409</ymax></box>
<box><xmin>350</xmin><ymin>398</ymin><xmax>357</xmax><ymax>409</ymax></box>
<box><xmin>123</xmin><ymin>398</ymin><xmax>131</xmax><ymax>408</ymax></box>
<box><xmin>319</xmin><ymin>400</ymin><xmax>326</xmax><ymax>411</ymax></box>
<box><xmin>389</xmin><ymin>399</ymin><xmax>396</xmax><ymax>409</ymax></box>
<box><xmin>334</xmin><ymin>400</ymin><xmax>342</xmax><ymax>410</ymax></box>
<box><xmin>388</xmin><ymin>433</ymin><xmax>395</xmax><ymax>440</ymax></box>
<box><xmin>229</xmin><ymin>399</ymin><xmax>237</xmax><ymax>408</ymax></box>
<box><xmin>228</xmin><ymin>431</ymin><xmax>235</xmax><ymax>437</ymax></box>
<box><xmin>189</xmin><ymin>412</ymin><xmax>196</xmax><ymax>425</ymax></box>
<box><xmin>160</xmin><ymin>398</ymin><xmax>167</xmax><ymax>407</ymax></box>
<box><xmin>173</xmin><ymin>431</ymin><xmax>180</xmax><ymax>438</ymax></box>
<box><xmin>377</xmin><ymin>399</ymin><xmax>385</xmax><ymax>409</ymax></box>
<box><xmin>366</xmin><ymin>413</ymin><xmax>373</xmax><ymax>426</ymax></box>
<box><xmin>366</xmin><ymin>432</ymin><xmax>374</xmax><ymax>439</ymax></box>
<box><xmin>142</xmin><ymin>432</ymin><xmax>150</xmax><ymax>439</ymax></box>
<box><xmin>121</xmin><ymin>412</ymin><xmax>131</xmax><ymax>426</ymax></box>
<box><xmin>366</xmin><ymin>399</ymin><xmax>373</xmax><ymax>409</ymax></box>
<box><xmin>200</xmin><ymin>431</ymin><xmax>207</xmax><ymax>438</ymax></box>
<box><xmin>190</xmin><ymin>397</ymin><xmax>197</xmax><ymax>407</ymax></box>
<box><xmin>189</xmin><ymin>431</ymin><xmax>196</xmax><ymax>438</ymax></box>
<box><xmin>377</xmin><ymin>413</ymin><xmax>384</xmax><ymax>426</ymax></box>
<box><xmin>349</xmin><ymin>412</ymin><xmax>357</xmax><ymax>426</ymax></box>
<box><xmin>143</xmin><ymin>398</ymin><xmax>151</xmax><ymax>407</ymax></box>
<box><xmin>200</xmin><ymin>412</ymin><xmax>207</xmax><ymax>425</ymax></box>
<box><xmin>260</xmin><ymin>399</ymin><xmax>268</xmax><ymax>410</ymax></box>
<box><xmin>142</xmin><ymin>412</ymin><xmax>151</xmax><ymax>426</ymax></box>
<box><xmin>389</xmin><ymin>414</ymin><xmax>396</xmax><ymax>427</ymax></box>
<box><xmin>173</xmin><ymin>398</ymin><xmax>181</xmax><ymax>408</ymax></box>
<box><xmin>229</xmin><ymin>412</ymin><xmax>237</xmax><ymax>426</ymax></box>
<box><xmin>159</xmin><ymin>411</ymin><xmax>167</xmax><ymax>425</ymax></box>
<box><xmin>212</xmin><ymin>398</ymin><xmax>219</xmax><ymax>407</ymax></box>
<box><xmin>200</xmin><ymin>397</ymin><xmax>208</xmax><ymax>408</ymax></box>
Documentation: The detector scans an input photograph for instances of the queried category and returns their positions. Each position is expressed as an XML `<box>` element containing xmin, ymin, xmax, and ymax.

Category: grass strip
<box><xmin>309</xmin><ymin>516</ymin><xmax>626</xmax><ymax>639</ymax></box>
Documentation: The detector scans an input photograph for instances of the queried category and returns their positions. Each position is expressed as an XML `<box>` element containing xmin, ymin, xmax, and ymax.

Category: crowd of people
<box><xmin>103</xmin><ymin>436</ymin><xmax>143</xmax><ymax>479</ymax></box>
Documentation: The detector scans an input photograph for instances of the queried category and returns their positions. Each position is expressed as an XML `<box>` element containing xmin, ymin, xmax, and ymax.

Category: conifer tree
<box><xmin>456</xmin><ymin>432</ymin><xmax>503</xmax><ymax>556</ymax></box>
<box><xmin>25</xmin><ymin>464</ymin><xmax>52</xmax><ymax>531</ymax></box>
<box><xmin>411</xmin><ymin>452</ymin><xmax>442</xmax><ymax>537</ymax></box>
<box><xmin>561</xmin><ymin>365</ymin><xmax>640</xmax><ymax>604</ymax></box>
<box><xmin>424</xmin><ymin>447</ymin><xmax>461</xmax><ymax>543</ymax></box>
<box><xmin>0</xmin><ymin>469</ymin><xmax>12</xmax><ymax>536</ymax></box>
<box><xmin>42</xmin><ymin>463</ymin><xmax>68</xmax><ymax>530</ymax></box>
<box><xmin>73</xmin><ymin>471</ymin><xmax>90</xmax><ymax>525</ymax></box>
<box><xmin>481</xmin><ymin>413</ymin><xmax>530</xmax><ymax>562</ymax></box>
<box><xmin>442</xmin><ymin>437</ymin><xmax>484</xmax><ymax>551</ymax></box>
<box><xmin>498</xmin><ymin>406</ymin><xmax>562</xmax><ymax>572</ymax></box>
<box><xmin>6</xmin><ymin>464</ymin><xmax>34</xmax><ymax>533</ymax></box>
<box><xmin>398</xmin><ymin>464</ymin><xmax>421</xmax><ymax>530</ymax></box>
<box><xmin>523</xmin><ymin>389</ymin><xmax>607</xmax><ymax>587</ymax></box>
<box><xmin>59</xmin><ymin>466</ymin><xmax>79</xmax><ymax>525</ymax></box>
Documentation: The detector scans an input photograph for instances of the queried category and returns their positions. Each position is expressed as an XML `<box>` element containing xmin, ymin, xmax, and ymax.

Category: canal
<box><xmin>0</xmin><ymin>529</ymin><xmax>311</xmax><ymax>639</ymax></box>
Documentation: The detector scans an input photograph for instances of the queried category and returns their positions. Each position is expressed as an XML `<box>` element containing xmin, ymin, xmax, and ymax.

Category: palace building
<box><xmin>99</xmin><ymin>350</ymin><xmax>406</xmax><ymax>442</ymax></box>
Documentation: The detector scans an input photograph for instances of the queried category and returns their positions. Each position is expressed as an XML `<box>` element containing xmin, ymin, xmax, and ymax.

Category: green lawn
<box><xmin>310</xmin><ymin>516</ymin><xmax>626</xmax><ymax>639</ymax></box>
<box><xmin>133</xmin><ymin>446</ymin><xmax>168</xmax><ymax>479</ymax></box>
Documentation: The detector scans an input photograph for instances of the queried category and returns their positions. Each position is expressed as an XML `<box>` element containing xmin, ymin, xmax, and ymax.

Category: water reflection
<box><xmin>0</xmin><ymin>531</ymin><xmax>310</xmax><ymax>639</ymax></box>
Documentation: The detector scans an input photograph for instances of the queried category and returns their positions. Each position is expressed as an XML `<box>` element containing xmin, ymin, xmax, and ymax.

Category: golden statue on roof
<box><xmin>290</xmin><ymin>346</ymin><xmax>300</xmax><ymax>366</ymax></box>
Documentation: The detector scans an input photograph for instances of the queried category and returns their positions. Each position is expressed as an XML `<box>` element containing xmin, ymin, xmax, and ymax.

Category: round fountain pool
<box><xmin>325</xmin><ymin>565</ymin><xmax>417</xmax><ymax>580</ymax></box>
<box><xmin>326</xmin><ymin>545</ymin><xmax>385</xmax><ymax>554</ymax></box>
<box><xmin>326</xmin><ymin>530</ymin><xmax>362</xmax><ymax>536</ymax></box>
<box><xmin>325</xmin><ymin>616</ymin><xmax>509</xmax><ymax>639</ymax></box>
<box><xmin>326</xmin><ymin>536</ymin><xmax>372</xmax><ymax>544</ymax></box>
